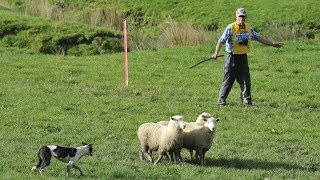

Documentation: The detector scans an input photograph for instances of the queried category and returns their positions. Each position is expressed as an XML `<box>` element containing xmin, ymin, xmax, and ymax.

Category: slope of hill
<box><xmin>5</xmin><ymin>0</ymin><xmax>320</xmax><ymax>34</ymax></box>
<box><xmin>1</xmin><ymin>0</ymin><xmax>320</xmax><ymax>52</ymax></box>
<box><xmin>0</xmin><ymin>7</ymin><xmax>123</xmax><ymax>55</ymax></box>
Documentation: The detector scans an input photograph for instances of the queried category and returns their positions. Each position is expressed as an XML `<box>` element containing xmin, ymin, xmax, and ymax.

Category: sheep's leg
<box><xmin>140</xmin><ymin>146</ymin><xmax>153</xmax><ymax>162</ymax></box>
<box><xmin>164</xmin><ymin>152</ymin><xmax>170</xmax><ymax>160</ymax></box>
<box><xmin>178</xmin><ymin>151</ymin><xmax>183</xmax><ymax>162</ymax></box>
<box><xmin>145</xmin><ymin>152</ymin><xmax>153</xmax><ymax>163</ymax></box>
<box><xmin>174</xmin><ymin>150</ymin><xmax>182</xmax><ymax>163</ymax></box>
<box><xmin>169</xmin><ymin>152</ymin><xmax>174</xmax><ymax>162</ymax></box>
<box><xmin>154</xmin><ymin>152</ymin><xmax>164</xmax><ymax>165</ymax></box>
<box><xmin>195</xmin><ymin>151</ymin><xmax>200</xmax><ymax>161</ymax></box>
<box><xmin>139</xmin><ymin>150</ymin><xmax>144</xmax><ymax>161</ymax></box>
<box><xmin>147</xmin><ymin>149</ymin><xmax>154</xmax><ymax>162</ymax></box>
<box><xmin>139</xmin><ymin>145</ymin><xmax>146</xmax><ymax>160</ymax></box>
<box><xmin>196</xmin><ymin>149</ymin><xmax>204</xmax><ymax>166</ymax></box>
<box><xmin>198</xmin><ymin>149</ymin><xmax>204</xmax><ymax>166</ymax></box>
<box><xmin>166</xmin><ymin>152</ymin><xmax>170</xmax><ymax>160</ymax></box>
<box><xmin>189</xmin><ymin>150</ymin><xmax>193</xmax><ymax>160</ymax></box>
<box><xmin>202</xmin><ymin>151</ymin><xmax>207</xmax><ymax>166</ymax></box>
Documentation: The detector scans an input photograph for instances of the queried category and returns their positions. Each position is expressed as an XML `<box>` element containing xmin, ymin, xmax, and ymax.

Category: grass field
<box><xmin>0</xmin><ymin>39</ymin><xmax>319</xmax><ymax>179</ymax></box>
<box><xmin>2</xmin><ymin>0</ymin><xmax>320</xmax><ymax>51</ymax></box>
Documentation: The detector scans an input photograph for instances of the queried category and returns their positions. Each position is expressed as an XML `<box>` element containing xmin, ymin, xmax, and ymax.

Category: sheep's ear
<box><xmin>82</xmin><ymin>142</ymin><xmax>87</xmax><ymax>145</ymax></box>
<box><xmin>170</xmin><ymin>117</ymin><xmax>176</xmax><ymax>121</ymax></box>
<box><xmin>216</xmin><ymin>118</ymin><xmax>220</xmax><ymax>122</ymax></box>
<box><xmin>201</xmin><ymin>115</ymin><xmax>208</xmax><ymax>121</ymax></box>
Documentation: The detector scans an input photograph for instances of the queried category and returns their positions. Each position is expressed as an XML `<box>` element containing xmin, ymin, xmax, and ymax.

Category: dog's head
<box><xmin>82</xmin><ymin>142</ymin><xmax>93</xmax><ymax>156</ymax></box>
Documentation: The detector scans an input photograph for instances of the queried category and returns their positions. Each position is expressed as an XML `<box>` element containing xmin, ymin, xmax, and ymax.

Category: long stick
<box><xmin>124</xmin><ymin>19</ymin><xmax>128</xmax><ymax>87</ymax></box>
<box><xmin>189</xmin><ymin>55</ymin><xmax>224</xmax><ymax>69</ymax></box>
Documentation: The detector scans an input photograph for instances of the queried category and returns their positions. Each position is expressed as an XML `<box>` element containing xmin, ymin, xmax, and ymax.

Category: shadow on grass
<box><xmin>188</xmin><ymin>157</ymin><xmax>307</xmax><ymax>171</ymax></box>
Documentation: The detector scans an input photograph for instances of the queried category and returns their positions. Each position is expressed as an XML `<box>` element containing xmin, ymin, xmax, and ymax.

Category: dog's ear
<box><xmin>81</xmin><ymin>142</ymin><xmax>87</xmax><ymax>145</ymax></box>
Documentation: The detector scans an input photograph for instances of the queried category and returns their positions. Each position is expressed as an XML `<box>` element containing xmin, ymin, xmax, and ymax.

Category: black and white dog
<box><xmin>31</xmin><ymin>142</ymin><xmax>93</xmax><ymax>177</ymax></box>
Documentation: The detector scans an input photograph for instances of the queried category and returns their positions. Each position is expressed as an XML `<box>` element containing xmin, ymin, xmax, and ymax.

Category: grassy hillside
<box><xmin>0</xmin><ymin>39</ymin><xmax>319</xmax><ymax>179</ymax></box>
<box><xmin>0</xmin><ymin>6</ymin><xmax>123</xmax><ymax>55</ymax></box>
<box><xmin>1</xmin><ymin>0</ymin><xmax>320</xmax><ymax>51</ymax></box>
<box><xmin>113</xmin><ymin>0</ymin><xmax>320</xmax><ymax>30</ymax></box>
<box><xmin>8</xmin><ymin>0</ymin><xmax>319</xmax><ymax>31</ymax></box>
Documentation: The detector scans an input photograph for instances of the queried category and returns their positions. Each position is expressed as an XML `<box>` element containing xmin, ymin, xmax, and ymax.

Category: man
<box><xmin>212</xmin><ymin>8</ymin><xmax>283</xmax><ymax>106</ymax></box>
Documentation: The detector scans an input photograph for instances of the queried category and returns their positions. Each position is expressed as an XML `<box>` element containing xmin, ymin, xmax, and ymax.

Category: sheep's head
<box><xmin>169</xmin><ymin>115</ymin><xmax>186</xmax><ymax>129</ymax></box>
<box><xmin>204</xmin><ymin>117</ymin><xmax>220</xmax><ymax>131</ymax></box>
<box><xmin>195</xmin><ymin>112</ymin><xmax>213</xmax><ymax>125</ymax></box>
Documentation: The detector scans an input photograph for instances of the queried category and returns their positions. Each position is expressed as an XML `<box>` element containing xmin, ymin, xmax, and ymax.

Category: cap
<box><xmin>236</xmin><ymin>8</ymin><xmax>246</xmax><ymax>17</ymax></box>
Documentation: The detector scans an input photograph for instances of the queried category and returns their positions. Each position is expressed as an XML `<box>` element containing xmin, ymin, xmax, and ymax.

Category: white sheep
<box><xmin>193</xmin><ymin>112</ymin><xmax>213</xmax><ymax>126</ymax></box>
<box><xmin>182</xmin><ymin>116</ymin><xmax>220</xmax><ymax>166</ymax></box>
<box><xmin>185</xmin><ymin>112</ymin><xmax>214</xmax><ymax>158</ymax></box>
<box><xmin>157</xmin><ymin>112</ymin><xmax>214</xmax><ymax>161</ymax></box>
<box><xmin>137</xmin><ymin>115</ymin><xmax>186</xmax><ymax>164</ymax></box>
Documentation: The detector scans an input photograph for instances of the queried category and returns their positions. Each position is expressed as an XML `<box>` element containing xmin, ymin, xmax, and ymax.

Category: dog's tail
<box><xmin>34</xmin><ymin>146</ymin><xmax>52</xmax><ymax>169</ymax></box>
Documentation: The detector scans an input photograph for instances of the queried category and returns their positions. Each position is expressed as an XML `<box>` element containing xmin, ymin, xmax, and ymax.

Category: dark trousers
<box><xmin>217</xmin><ymin>53</ymin><xmax>252</xmax><ymax>105</ymax></box>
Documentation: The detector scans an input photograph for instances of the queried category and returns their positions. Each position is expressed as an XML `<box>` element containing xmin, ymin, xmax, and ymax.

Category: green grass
<box><xmin>113</xmin><ymin>0</ymin><xmax>320</xmax><ymax>28</ymax></box>
<box><xmin>0</xmin><ymin>39</ymin><xmax>319</xmax><ymax>179</ymax></box>
<box><xmin>2</xmin><ymin>0</ymin><xmax>320</xmax><ymax>51</ymax></box>
<box><xmin>19</xmin><ymin>0</ymin><xmax>318</xmax><ymax>30</ymax></box>
<box><xmin>0</xmin><ymin>7</ymin><xmax>123</xmax><ymax>55</ymax></box>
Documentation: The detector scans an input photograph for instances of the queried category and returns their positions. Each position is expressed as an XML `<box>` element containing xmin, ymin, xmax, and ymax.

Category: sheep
<box><xmin>182</xmin><ymin>116</ymin><xmax>220</xmax><ymax>166</ymax></box>
<box><xmin>137</xmin><ymin>115</ymin><xmax>186</xmax><ymax>165</ymax></box>
<box><xmin>193</xmin><ymin>112</ymin><xmax>213</xmax><ymax>126</ymax></box>
<box><xmin>157</xmin><ymin>112</ymin><xmax>214</xmax><ymax>161</ymax></box>
<box><xmin>181</xmin><ymin>112</ymin><xmax>214</xmax><ymax>159</ymax></box>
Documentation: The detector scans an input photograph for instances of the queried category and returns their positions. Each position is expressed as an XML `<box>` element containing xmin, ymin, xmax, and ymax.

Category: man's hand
<box><xmin>273</xmin><ymin>42</ymin><xmax>284</xmax><ymax>48</ymax></box>
<box><xmin>212</xmin><ymin>41</ymin><xmax>223</xmax><ymax>60</ymax></box>
<box><xmin>212</xmin><ymin>53</ymin><xmax>218</xmax><ymax>60</ymax></box>
<box><xmin>257</xmin><ymin>37</ymin><xmax>284</xmax><ymax>48</ymax></box>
